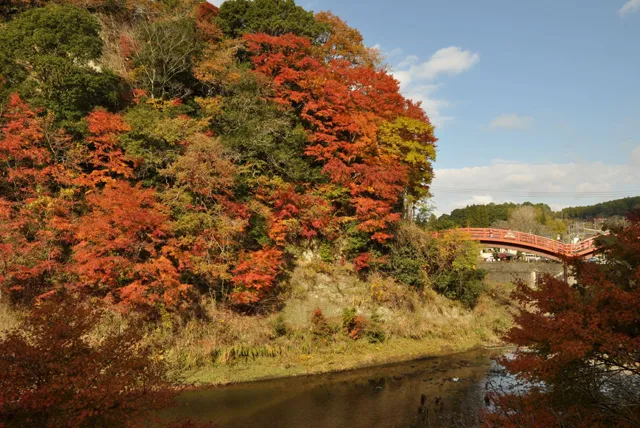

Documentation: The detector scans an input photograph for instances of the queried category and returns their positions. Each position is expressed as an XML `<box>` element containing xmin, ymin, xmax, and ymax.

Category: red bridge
<box><xmin>444</xmin><ymin>228</ymin><xmax>601</xmax><ymax>260</ymax></box>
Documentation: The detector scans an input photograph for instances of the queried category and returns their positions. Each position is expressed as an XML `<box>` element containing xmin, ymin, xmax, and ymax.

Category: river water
<box><xmin>167</xmin><ymin>348</ymin><xmax>509</xmax><ymax>428</ymax></box>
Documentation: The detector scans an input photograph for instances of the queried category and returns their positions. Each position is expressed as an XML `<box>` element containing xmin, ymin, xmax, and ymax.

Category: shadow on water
<box><xmin>164</xmin><ymin>348</ymin><xmax>508</xmax><ymax>428</ymax></box>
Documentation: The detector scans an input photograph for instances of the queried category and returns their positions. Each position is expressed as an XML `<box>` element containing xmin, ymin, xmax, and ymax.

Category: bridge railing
<box><xmin>570</xmin><ymin>236</ymin><xmax>598</xmax><ymax>255</ymax></box>
<box><xmin>454</xmin><ymin>228</ymin><xmax>600</xmax><ymax>257</ymax></box>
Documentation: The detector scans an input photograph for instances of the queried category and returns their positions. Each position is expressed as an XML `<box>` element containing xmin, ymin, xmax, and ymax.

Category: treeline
<box><xmin>561</xmin><ymin>196</ymin><xmax>640</xmax><ymax>219</ymax></box>
<box><xmin>0</xmin><ymin>0</ymin><xmax>439</xmax><ymax>309</ymax></box>
<box><xmin>433</xmin><ymin>202</ymin><xmax>551</xmax><ymax>229</ymax></box>
<box><xmin>433</xmin><ymin>197</ymin><xmax>640</xmax><ymax>233</ymax></box>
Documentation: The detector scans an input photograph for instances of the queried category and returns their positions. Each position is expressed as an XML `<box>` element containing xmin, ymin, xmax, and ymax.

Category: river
<box><xmin>166</xmin><ymin>348</ymin><xmax>510</xmax><ymax>427</ymax></box>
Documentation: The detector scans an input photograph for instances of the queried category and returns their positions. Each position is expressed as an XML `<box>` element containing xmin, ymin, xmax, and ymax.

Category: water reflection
<box><xmin>167</xmin><ymin>348</ymin><xmax>508</xmax><ymax>428</ymax></box>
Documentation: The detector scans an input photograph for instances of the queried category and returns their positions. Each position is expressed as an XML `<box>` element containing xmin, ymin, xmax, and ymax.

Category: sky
<box><xmin>212</xmin><ymin>0</ymin><xmax>640</xmax><ymax>215</ymax></box>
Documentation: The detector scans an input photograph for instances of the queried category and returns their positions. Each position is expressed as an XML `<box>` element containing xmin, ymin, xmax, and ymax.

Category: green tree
<box><xmin>387</xmin><ymin>223</ymin><xmax>485</xmax><ymax>308</ymax></box>
<box><xmin>561</xmin><ymin>196</ymin><xmax>640</xmax><ymax>219</ymax></box>
<box><xmin>216</xmin><ymin>0</ymin><xmax>328</xmax><ymax>39</ymax></box>
<box><xmin>0</xmin><ymin>4</ymin><xmax>120</xmax><ymax>121</ymax></box>
<box><xmin>213</xmin><ymin>73</ymin><xmax>322</xmax><ymax>183</ymax></box>
<box><xmin>120</xmin><ymin>100</ymin><xmax>206</xmax><ymax>183</ymax></box>
<box><xmin>439</xmin><ymin>202</ymin><xmax>516</xmax><ymax>228</ymax></box>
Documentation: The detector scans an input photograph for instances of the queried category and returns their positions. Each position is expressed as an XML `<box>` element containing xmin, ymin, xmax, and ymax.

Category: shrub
<box><xmin>319</xmin><ymin>242</ymin><xmax>334</xmax><ymax>262</ymax></box>
<box><xmin>432</xmin><ymin>269</ymin><xmax>487</xmax><ymax>309</ymax></box>
<box><xmin>271</xmin><ymin>313</ymin><xmax>288</xmax><ymax>337</ymax></box>
<box><xmin>365</xmin><ymin>309</ymin><xmax>385</xmax><ymax>343</ymax></box>
<box><xmin>310</xmin><ymin>308</ymin><xmax>332</xmax><ymax>339</ymax></box>
<box><xmin>0</xmin><ymin>293</ymin><xmax>174</xmax><ymax>427</ymax></box>
<box><xmin>342</xmin><ymin>307</ymin><xmax>364</xmax><ymax>340</ymax></box>
<box><xmin>387</xmin><ymin>223</ymin><xmax>486</xmax><ymax>308</ymax></box>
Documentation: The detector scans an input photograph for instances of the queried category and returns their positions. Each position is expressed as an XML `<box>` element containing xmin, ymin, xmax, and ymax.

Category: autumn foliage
<box><xmin>245</xmin><ymin>32</ymin><xmax>436</xmax><ymax>244</ymax></box>
<box><xmin>0</xmin><ymin>0</ymin><xmax>437</xmax><ymax>307</ymax></box>
<box><xmin>486</xmin><ymin>211</ymin><xmax>640</xmax><ymax>427</ymax></box>
<box><xmin>0</xmin><ymin>1</ymin><xmax>444</xmax><ymax>424</ymax></box>
<box><xmin>0</xmin><ymin>293</ymin><xmax>174</xmax><ymax>427</ymax></box>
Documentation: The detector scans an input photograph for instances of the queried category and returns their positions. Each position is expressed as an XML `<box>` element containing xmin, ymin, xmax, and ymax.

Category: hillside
<box><xmin>0</xmin><ymin>0</ymin><xmax>514</xmax><ymax>400</ymax></box>
<box><xmin>560</xmin><ymin>196</ymin><xmax>640</xmax><ymax>219</ymax></box>
<box><xmin>433</xmin><ymin>202</ymin><xmax>551</xmax><ymax>229</ymax></box>
<box><xmin>0</xmin><ymin>0</ymin><xmax>439</xmax><ymax>307</ymax></box>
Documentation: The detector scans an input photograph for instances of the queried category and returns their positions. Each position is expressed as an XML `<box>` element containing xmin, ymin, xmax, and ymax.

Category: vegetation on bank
<box><xmin>1</xmin><ymin>225</ymin><xmax>515</xmax><ymax>388</ymax></box>
<box><xmin>162</xmin><ymin>256</ymin><xmax>514</xmax><ymax>385</ymax></box>
<box><xmin>0</xmin><ymin>0</ymin><xmax>513</xmax><ymax>424</ymax></box>
<box><xmin>0</xmin><ymin>0</ymin><xmax>437</xmax><ymax>309</ymax></box>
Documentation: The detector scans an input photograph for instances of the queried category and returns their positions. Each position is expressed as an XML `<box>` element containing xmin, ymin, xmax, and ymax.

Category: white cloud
<box><xmin>392</xmin><ymin>46</ymin><xmax>480</xmax><ymax>127</ymax></box>
<box><xmin>208</xmin><ymin>0</ymin><xmax>225</xmax><ymax>6</ymax></box>
<box><xmin>632</xmin><ymin>144</ymin><xmax>640</xmax><ymax>166</ymax></box>
<box><xmin>489</xmin><ymin>113</ymin><xmax>535</xmax><ymax>130</ymax></box>
<box><xmin>619</xmin><ymin>0</ymin><xmax>640</xmax><ymax>16</ymax></box>
<box><xmin>401</xmin><ymin>84</ymin><xmax>453</xmax><ymax>125</ymax></box>
<box><xmin>431</xmin><ymin>161</ymin><xmax>640</xmax><ymax>215</ymax></box>
<box><xmin>394</xmin><ymin>47</ymin><xmax>480</xmax><ymax>87</ymax></box>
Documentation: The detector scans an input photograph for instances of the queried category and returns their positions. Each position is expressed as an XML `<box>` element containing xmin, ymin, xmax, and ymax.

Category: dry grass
<box><xmin>157</xmin><ymin>301</ymin><xmax>277</xmax><ymax>373</ymax></box>
<box><xmin>160</xmin><ymin>257</ymin><xmax>516</xmax><ymax>385</ymax></box>
<box><xmin>0</xmin><ymin>254</ymin><xmax>516</xmax><ymax>386</ymax></box>
<box><xmin>0</xmin><ymin>298</ymin><xmax>20</xmax><ymax>337</ymax></box>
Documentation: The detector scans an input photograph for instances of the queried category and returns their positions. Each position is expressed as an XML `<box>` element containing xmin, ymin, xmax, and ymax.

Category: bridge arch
<box><xmin>441</xmin><ymin>228</ymin><xmax>600</xmax><ymax>260</ymax></box>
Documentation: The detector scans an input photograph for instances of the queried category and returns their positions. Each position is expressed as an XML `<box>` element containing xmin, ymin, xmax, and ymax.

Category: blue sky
<box><xmin>213</xmin><ymin>0</ymin><xmax>640</xmax><ymax>214</ymax></box>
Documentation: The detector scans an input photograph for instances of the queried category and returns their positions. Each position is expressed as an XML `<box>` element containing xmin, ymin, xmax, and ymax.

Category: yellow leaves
<box><xmin>195</xmin><ymin>96</ymin><xmax>222</xmax><ymax>118</ymax></box>
<box><xmin>193</xmin><ymin>39</ymin><xmax>245</xmax><ymax>87</ymax></box>
<box><xmin>379</xmin><ymin>116</ymin><xmax>436</xmax><ymax>161</ymax></box>
<box><xmin>378</xmin><ymin>116</ymin><xmax>437</xmax><ymax>200</ymax></box>
<box><xmin>144</xmin><ymin>97</ymin><xmax>181</xmax><ymax>112</ymax></box>
<box><xmin>313</xmin><ymin>11</ymin><xmax>383</xmax><ymax>69</ymax></box>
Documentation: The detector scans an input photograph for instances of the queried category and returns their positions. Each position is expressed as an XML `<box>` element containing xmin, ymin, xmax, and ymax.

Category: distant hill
<box><xmin>433</xmin><ymin>197</ymin><xmax>640</xmax><ymax>230</ymax></box>
<box><xmin>561</xmin><ymin>196</ymin><xmax>640</xmax><ymax>219</ymax></box>
<box><xmin>434</xmin><ymin>202</ymin><xmax>550</xmax><ymax>229</ymax></box>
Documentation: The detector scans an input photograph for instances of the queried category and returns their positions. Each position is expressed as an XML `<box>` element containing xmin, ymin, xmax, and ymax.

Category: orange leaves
<box><xmin>194</xmin><ymin>1</ymin><xmax>222</xmax><ymax>41</ymax></box>
<box><xmin>313</xmin><ymin>11</ymin><xmax>382</xmax><ymax>68</ymax></box>
<box><xmin>245</xmin><ymin>32</ymin><xmax>430</xmax><ymax>246</ymax></box>
<box><xmin>0</xmin><ymin>94</ymin><xmax>77</xmax><ymax>301</ymax></box>
<box><xmin>0</xmin><ymin>94</ymin><xmax>59</xmax><ymax>200</ymax></box>
<box><xmin>73</xmin><ymin>182</ymin><xmax>189</xmax><ymax>309</ymax></box>
<box><xmin>228</xmin><ymin>185</ymin><xmax>332</xmax><ymax>304</ymax></box>
<box><xmin>231</xmin><ymin>247</ymin><xmax>284</xmax><ymax>304</ymax></box>
<box><xmin>164</xmin><ymin>133</ymin><xmax>237</xmax><ymax>203</ymax></box>
<box><xmin>270</xmin><ymin>185</ymin><xmax>332</xmax><ymax>242</ymax></box>
<box><xmin>77</xmin><ymin>109</ymin><xmax>133</xmax><ymax>187</ymax></box>
<box><xmin>353</xmin><ymin>253</ymin><xmax>372</xmax><ymax>271</ymax></box>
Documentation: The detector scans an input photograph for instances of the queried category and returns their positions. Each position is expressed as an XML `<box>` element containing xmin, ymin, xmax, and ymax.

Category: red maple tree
<box><xmin>0</xmin><ymin>293</ymin><xmax>184</xmax><ymax>427</ymax></box>
<box><xmin>72</xmin><ymin>182</ymin><xmax>190</xmax><ymax>309</ymax></box>
<box><xmin>486</xmin><ymin>211</ymin><xmax>640</xmax><ymax>426</ymax></box>
<box><xmin>0</xmin><ymin>95</ymin><xmax>76</xmax><ymax>302</ymax></box>
<box><xmin>245</xmin><ymin>33</ymin><xmax>435</xmax><ymax>250</ymax></box>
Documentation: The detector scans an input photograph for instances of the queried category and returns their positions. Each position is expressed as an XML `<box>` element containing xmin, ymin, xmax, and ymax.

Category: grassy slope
<box><xmin>0</xmin><ymin>260</ymin><xmax>516</xmax><ymax>387</ymax></box>
<box><xmin>162</xmin><ymin>260</ymin><xmax>516</xmax><ymax>386</ymax></box>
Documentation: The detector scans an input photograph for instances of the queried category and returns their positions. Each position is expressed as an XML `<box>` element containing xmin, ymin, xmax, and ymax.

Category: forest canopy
<box><xmin>0</xmin><ymin>0</ymin><xmax>438</xmax><ymax>308</ymax></box>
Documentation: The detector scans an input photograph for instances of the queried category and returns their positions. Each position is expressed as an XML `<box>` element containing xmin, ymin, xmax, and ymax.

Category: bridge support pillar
<box><xmin>563</xmin><ymin>264</ymin><xmax>568</xmax><ymax>283</ymax></box>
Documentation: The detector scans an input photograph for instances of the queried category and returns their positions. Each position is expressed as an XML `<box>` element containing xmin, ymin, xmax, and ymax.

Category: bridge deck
<box><xmin>441</xmin><ymin>228</ymin><xmax>600</xmax><ymax>259</ymax></box>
